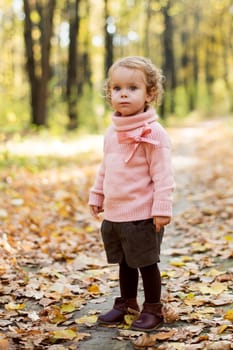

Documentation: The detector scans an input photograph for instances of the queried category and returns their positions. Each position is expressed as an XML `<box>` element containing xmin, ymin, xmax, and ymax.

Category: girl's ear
<box><xmin>146</xmin><ymin>87</ymin><xmax>156</xmax><ymax>103</ymax></box>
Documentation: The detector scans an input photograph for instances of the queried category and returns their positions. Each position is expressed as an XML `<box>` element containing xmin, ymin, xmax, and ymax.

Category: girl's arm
<box><xmin>146</xmin><ymin>127</ymin><xmax>175</xmax><ymax>219</ymax></box>
<box><xmin>88</xmin><ymin>160</ymin><xmax>105</xmax><ymax>215</ymax></box>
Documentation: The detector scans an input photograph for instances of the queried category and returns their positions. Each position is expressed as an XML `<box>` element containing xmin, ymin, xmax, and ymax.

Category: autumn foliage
<box><xmin>0</xmin><ymin>119</ymin><xmax>232</xmax><ymax>349</ymax></box>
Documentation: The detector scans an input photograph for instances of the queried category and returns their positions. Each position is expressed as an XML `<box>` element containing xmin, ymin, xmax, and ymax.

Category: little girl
<box><xmin>88</xmin><ymin>56</ymin><xmax>175</xmax><ymax>331</ymax></box>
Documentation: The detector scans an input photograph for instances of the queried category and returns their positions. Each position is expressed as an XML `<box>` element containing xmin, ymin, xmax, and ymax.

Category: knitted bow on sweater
<box><xmin>117</xmin><ymin>123</ymin><xmax>159</xmax><ymax>163</ymax></box>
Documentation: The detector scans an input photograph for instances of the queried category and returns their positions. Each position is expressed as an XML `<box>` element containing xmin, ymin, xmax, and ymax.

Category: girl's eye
<box><xmin>130</xmin><ymin>86</ymin><xmax>137</xmax><ymax>91</ymax></box>
<box><xmin>113</xmin><ymin>86</ymin><xmax>120</xmax><ymax>91</ymax></box>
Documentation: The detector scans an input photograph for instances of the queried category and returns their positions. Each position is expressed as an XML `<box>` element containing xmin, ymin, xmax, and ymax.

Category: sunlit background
<box><xmin>0</xmin><ymin>0</ymin><xmax>232</xmax><ymax>134</ymax></box>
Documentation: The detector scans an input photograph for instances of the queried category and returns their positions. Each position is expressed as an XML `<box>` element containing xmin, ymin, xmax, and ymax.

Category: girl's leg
<box><xmin>131</xmin><ymin>263</ymin><xmax>163</xmax><ymax>331</ymax></box>
<box><xmin>98</xmin><ymin>258</ymin><xmax>139</xmax><ymax>324</ymax></box>
<box><xmin>139</xmin><ymin>262</ymin><xmax>161</xmax><ymax>302</ymax></box>
<box><xmin>119</xmin><ymin>257</ymin><xmax>139</xmax><ymax>299</ymax></box>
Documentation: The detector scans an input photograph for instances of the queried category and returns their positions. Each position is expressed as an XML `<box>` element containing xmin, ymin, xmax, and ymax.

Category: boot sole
<box><xmin>131</xmin><ymin>321</ymin><xmax>163</xmax><ymax>332</ymax></box>
<box><xmin>97</xmin><ymin>319</ymin><xmax>123</xmax><ymax>326</ymax></box>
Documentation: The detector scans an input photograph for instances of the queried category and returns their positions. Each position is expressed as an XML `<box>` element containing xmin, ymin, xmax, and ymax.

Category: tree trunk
<box><xmin>189</xmin><ymin>10</ymin><xmax>199</xmax><ymax>111</ymax></box>
<box><xmin>67</xmin><ymin>0</ymin><xmax>80</xmax><ymax>129</ymax></box>
<box><xmin>161</xmin><ymin>0</ymin><xmax>176</xmax><ymax>117</ymax></box>
<box><xmin>144</xmin><ymin>0</ymin><xmax>152</xmax><ymax>57</ymax></box>
<box><xmin>219</xmin><ymin>9</ymin><xmax>233</xmax><ymax>112</ymax></box>
<box><xmin>77</xmin><ymin>0</ymin><xmax>92</xmax><ymax>95</ymax></box>
<box><xmin>181</xmin><ymin>10</ymin><xmax>199</xmax><ymax>112</ymax></box>
<box><xmin>23</xmin><ymin>0</ymin><xmax>56</xmax><ymax>126</ymax></box>
<box><xmin>205</xmin><ymin>34</ymin><xmax>215</xmax><ymax>100</ymax></box>
<box><xmin>104</xmin><ymin>0</ymin><xmax>114</xmax><ymax>77</ymax></box>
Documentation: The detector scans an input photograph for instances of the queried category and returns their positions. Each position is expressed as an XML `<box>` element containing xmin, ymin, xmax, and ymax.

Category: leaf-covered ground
<box><xmin>0</xmin><ymin>119</ymin><xmax>232</xmax><ymax>350</ymax></box>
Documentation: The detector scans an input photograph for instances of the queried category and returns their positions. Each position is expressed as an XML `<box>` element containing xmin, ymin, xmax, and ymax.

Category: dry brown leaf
<box><xmin>163</xmin><ymin>304</ymin><xmax>180</xmax><ymax>323</ymax></box>
<box><xmin>133</xmin><ymin>330</ymin><xmax>176</xmax><ymax>347</ymax></box>
<box><xmin>0</xmin><ymin>338</ymin><xmax>10</xmax><ymax>350</ymax></box>
<box><xmin>207</xmin><ymin>341</ymin><xmax>232</xmax><ymax>350</ymax></box>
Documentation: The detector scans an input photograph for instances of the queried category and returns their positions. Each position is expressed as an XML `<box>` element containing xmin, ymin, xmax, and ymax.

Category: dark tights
<box><xmin>119</xmin><ymin>258</ymin><xmax>161</xmax><ymax>303</ymax></box>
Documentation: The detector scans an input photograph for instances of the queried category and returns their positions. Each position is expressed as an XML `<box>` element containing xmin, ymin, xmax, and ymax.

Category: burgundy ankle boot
<box><xmin>131</xmin><ymin>302</ymin><xmax>164</xmax><ymax>331</ymax></box>
<box><xmin>98</xmin><ymin>297</ymin><xmax>139</xmax><ymax>325</ymax></box>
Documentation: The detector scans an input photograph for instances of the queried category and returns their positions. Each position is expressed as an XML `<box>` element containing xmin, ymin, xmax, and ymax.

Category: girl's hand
<box><xmin>89</xmin><ymin>205</ymin><xmax>103</xmax><ymax>218</ymax></box>
<box><xmin>153</xmin><ymin>216</ymin><xmax>171</xmax><ymax>233</ymax></box>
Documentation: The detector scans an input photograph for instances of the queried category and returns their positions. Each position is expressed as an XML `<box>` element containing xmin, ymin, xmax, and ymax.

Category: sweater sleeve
<box><xmin>145</xmin><ymin>127</ymin><xmax>175</xmax><ymax>217</ymax></box>
<box><xmin>88</xmin><ymin>160</ymin><xmax>105</xmax><ymax>208</ymax></box>
<box><xmin>88</xmin><ymin>132</ymin><xmax>107</xmax><ymax>208</ymax></box>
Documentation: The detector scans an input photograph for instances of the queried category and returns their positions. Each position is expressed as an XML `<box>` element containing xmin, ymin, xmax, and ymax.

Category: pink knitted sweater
<box><xmin>88</xmin><ymin>107</ymin><xmax>175</xmax><ymax>222</ymax></box>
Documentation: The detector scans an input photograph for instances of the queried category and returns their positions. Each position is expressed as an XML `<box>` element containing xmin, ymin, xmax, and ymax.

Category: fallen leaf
<box><xmin>223</xmin><ymin>310</ymin><xmax>233</xmax><ymax>322</ymax></box>
<box><xmin>75</xmin><ymin>315</ymin><xmax>98</xmax><ymax>325</ymax></box>
<box><xmin>60</xmin><ymin>303</ymin><xmax>77</xmax><ymax>314</ymax></box>
<box><xmin>50</xmin><ymin>329</ymin><xmax>77</xmax><ymax>340</ymax></box>
<box><xmin>0</xmin><ymin>338</ymin><xmax>10</xmax><ymax>350</ymax></box>
<box><xmin>207</xmin><ymin>341</ymin><xmax>232</xmax><ymax>350</ymax></box>
<box><xmin>217</xmin><ymin>324</ymin><xmax>230</xmax><ymax>334</ymax></box>
<box><xmin>133</xmin><ymin>330</ymin><xmax>176</xmax><ymax>347</ymax></box>
<box><xmin>197</xmin><ymin>282</ymin><xmax>228</xmax><ymax>295</ymax></box>
<box><xmin>5</xmin><ymin>302</ymin><xmax>25</xmax><ymax>311</ymax></box>
<box><xmin>163</xmin><ymin>304</ymin><xmax>180</xmax><ymax>323</ymax></box>
<box><xmin>88</xmin><ymin>284</ymin><xmax>100</xmax><ymax>294</ymax></box>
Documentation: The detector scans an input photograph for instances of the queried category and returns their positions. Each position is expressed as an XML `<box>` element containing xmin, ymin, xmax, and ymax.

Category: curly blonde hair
<box><xmin>104</xmin><ymin>56</ymin><xmax>165</xmax><ymax>106</ymax></box>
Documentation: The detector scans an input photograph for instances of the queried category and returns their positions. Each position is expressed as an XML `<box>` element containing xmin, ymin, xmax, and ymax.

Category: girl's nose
<box><xmin>121</xmin><ymin>89</ymin><xmax>128</xmax><ymax>97</ymax></box>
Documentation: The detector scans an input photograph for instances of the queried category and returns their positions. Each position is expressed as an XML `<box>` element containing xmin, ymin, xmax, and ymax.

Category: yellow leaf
<box><xmin>50</xmin><ymin>314</ymin><xmax>67</xmax><ymax>324</ymax></box>
<box><xmin>169</xmin><ymin>259</ymin><xmax>186</xmax><ymax>267</ymax></box>
<box><xmin>124</xmin><ymin>314</ymin><xmax>137</xmax><ymax>327</ymax></box>
<box><xmin>184</xmin><ymin>297</ymin><xmax>204</xmax><ymax>306</ymax></box>
<box><xmin>5</xmin><ymin>302</ymin><xmax>25</xmax><ymax>311</ymax></box>
<box><xmin>61</xmin><ymin>303</ymin><xmax>76</xmax><ymax>314</ymax></box>
<box><xmin>161</xmin><ymin>270</ymin><xmax>177</xmax><ymax>278</ymax></box>
<box><xmin>224</xmin><ymin>309</ymin><xmax>233</xmax><ymax>322</ymax></box>
<box><xmin>49</xmin><ymin>307</ymin><xmax>67</xmax><ymax>324</ymax></box>
<box><xmin>85</xmin><ymin>225</ymin><xmax>95</xmax><ymax>233</ymax></box>
<box><xmin>181</xmin><ymin>256</ymin><xmax>193</xmax><ymax>262</ymax></box>
<box><xmin>218</xmin><ymin>325</ymin><xmax>229</xmax><ymax>334</ymax></box>
<box><xmin>224</xmin><ymin>235</ymin><xmax>233</xmax><ymax>242</ymax></box>
<box><xmin>205</xmin><ymin>269</ymin><xmax>225</xmax><ymax>277</ymax></box>
<box><xmin>184</xmin><ymin>292</ymin><xmax>195</xmax><ymax>299</ymax></box>
<box><xmin>51</xmin><ymin>329</ymin><xmax>77</xmax><ymax>340</ymax></box>
<box><xmin>198</xmin><ymin>282</ymin><xmax>227</xmax><ymax>295</ymax></box>
<box><xmin>75</xmin><ymin>315</ymin><xmax>97</xmax><ymax>325</ymax></box>
<box><xmin>88</xmin><ymin>284</ymin><xmax>100</xmax><ymax>294</ymax></box>
<box><xmin>191</xmin><ymin>242</ymin><xmax>210</xmax><ymax>253</ymax></box>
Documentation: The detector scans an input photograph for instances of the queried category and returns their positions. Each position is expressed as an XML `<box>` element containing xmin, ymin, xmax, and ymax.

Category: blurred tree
<box><xmin>1</xmin><ymin>0</ymin><xmax>233</xmax><ymax>131</ymax></box>
<box><xmin>66</xmin><ymin>0</ymin><xmax>92</xmax><ymax>129</ymax></box>
<box><xmin>23</xmin><ymin>0</ymin><xmax>56</xmax><ymax>126</ymax></box>
<box><xmin>160</xmin><ymin>0</ymin><xmax>176</xmax><ymax>117</ymax></box>
<box><xmin>66</xmin><ymin>0</ymin><xmax>80</xmax><ymax>129</ymax></box>
<box><xmin>104</xmin><ymin>0</ymin><xmax>114</xmax><ymax>76</ymax></box>
<box><xmin>76</xmin><ymin>0</ymin><xmax>92</xmax><ymax>93</ymax></box>
<box><xmin>144</xmin><ymin>0</ymin><xmax>152</xmax><ymax>58</ymax></box>
<box><xmin>180</xmin><ymin>2</ymin><xmax>200</xmax><ymax>111</ymax></box>
<box><xmin>218</xmin><ymin>2</ymin><xmax>233</xmax><ymax>111</ymax></box>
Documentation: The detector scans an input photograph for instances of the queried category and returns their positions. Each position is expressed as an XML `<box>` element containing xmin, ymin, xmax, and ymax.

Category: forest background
<box><xmin>1</xmin><ymin>0</ymin><xmax>233</xmax><ymax>135</ymax></box>
<box><xmin>0</xmin><ymin>1</ymin><xmax>233</xmax><ymax>348</ymax></box>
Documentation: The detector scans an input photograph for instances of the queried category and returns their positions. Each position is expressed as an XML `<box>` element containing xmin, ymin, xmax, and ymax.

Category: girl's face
<box><xmin>109</xmin><ymin>67</ymin><xmax>151</xmax><ymax>116</ymax></box>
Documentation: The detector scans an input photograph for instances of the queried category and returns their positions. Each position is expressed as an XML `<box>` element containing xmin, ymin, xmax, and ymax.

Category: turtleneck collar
<box><xmin>111</xmin><ymin>106</ymin><xmax>159</xmax><ymax>163</ymax></box>
<box><xmin>112</xmin><ymin>106</ymin><xmax>158</xmax><ymax>132</ymax></box>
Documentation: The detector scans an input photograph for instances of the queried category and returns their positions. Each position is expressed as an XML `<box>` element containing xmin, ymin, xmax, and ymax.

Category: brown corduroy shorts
<box><xmin>100</xmin><ymin>218</ymin><xmax>164</xmax><ymax>268</ymax></box>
